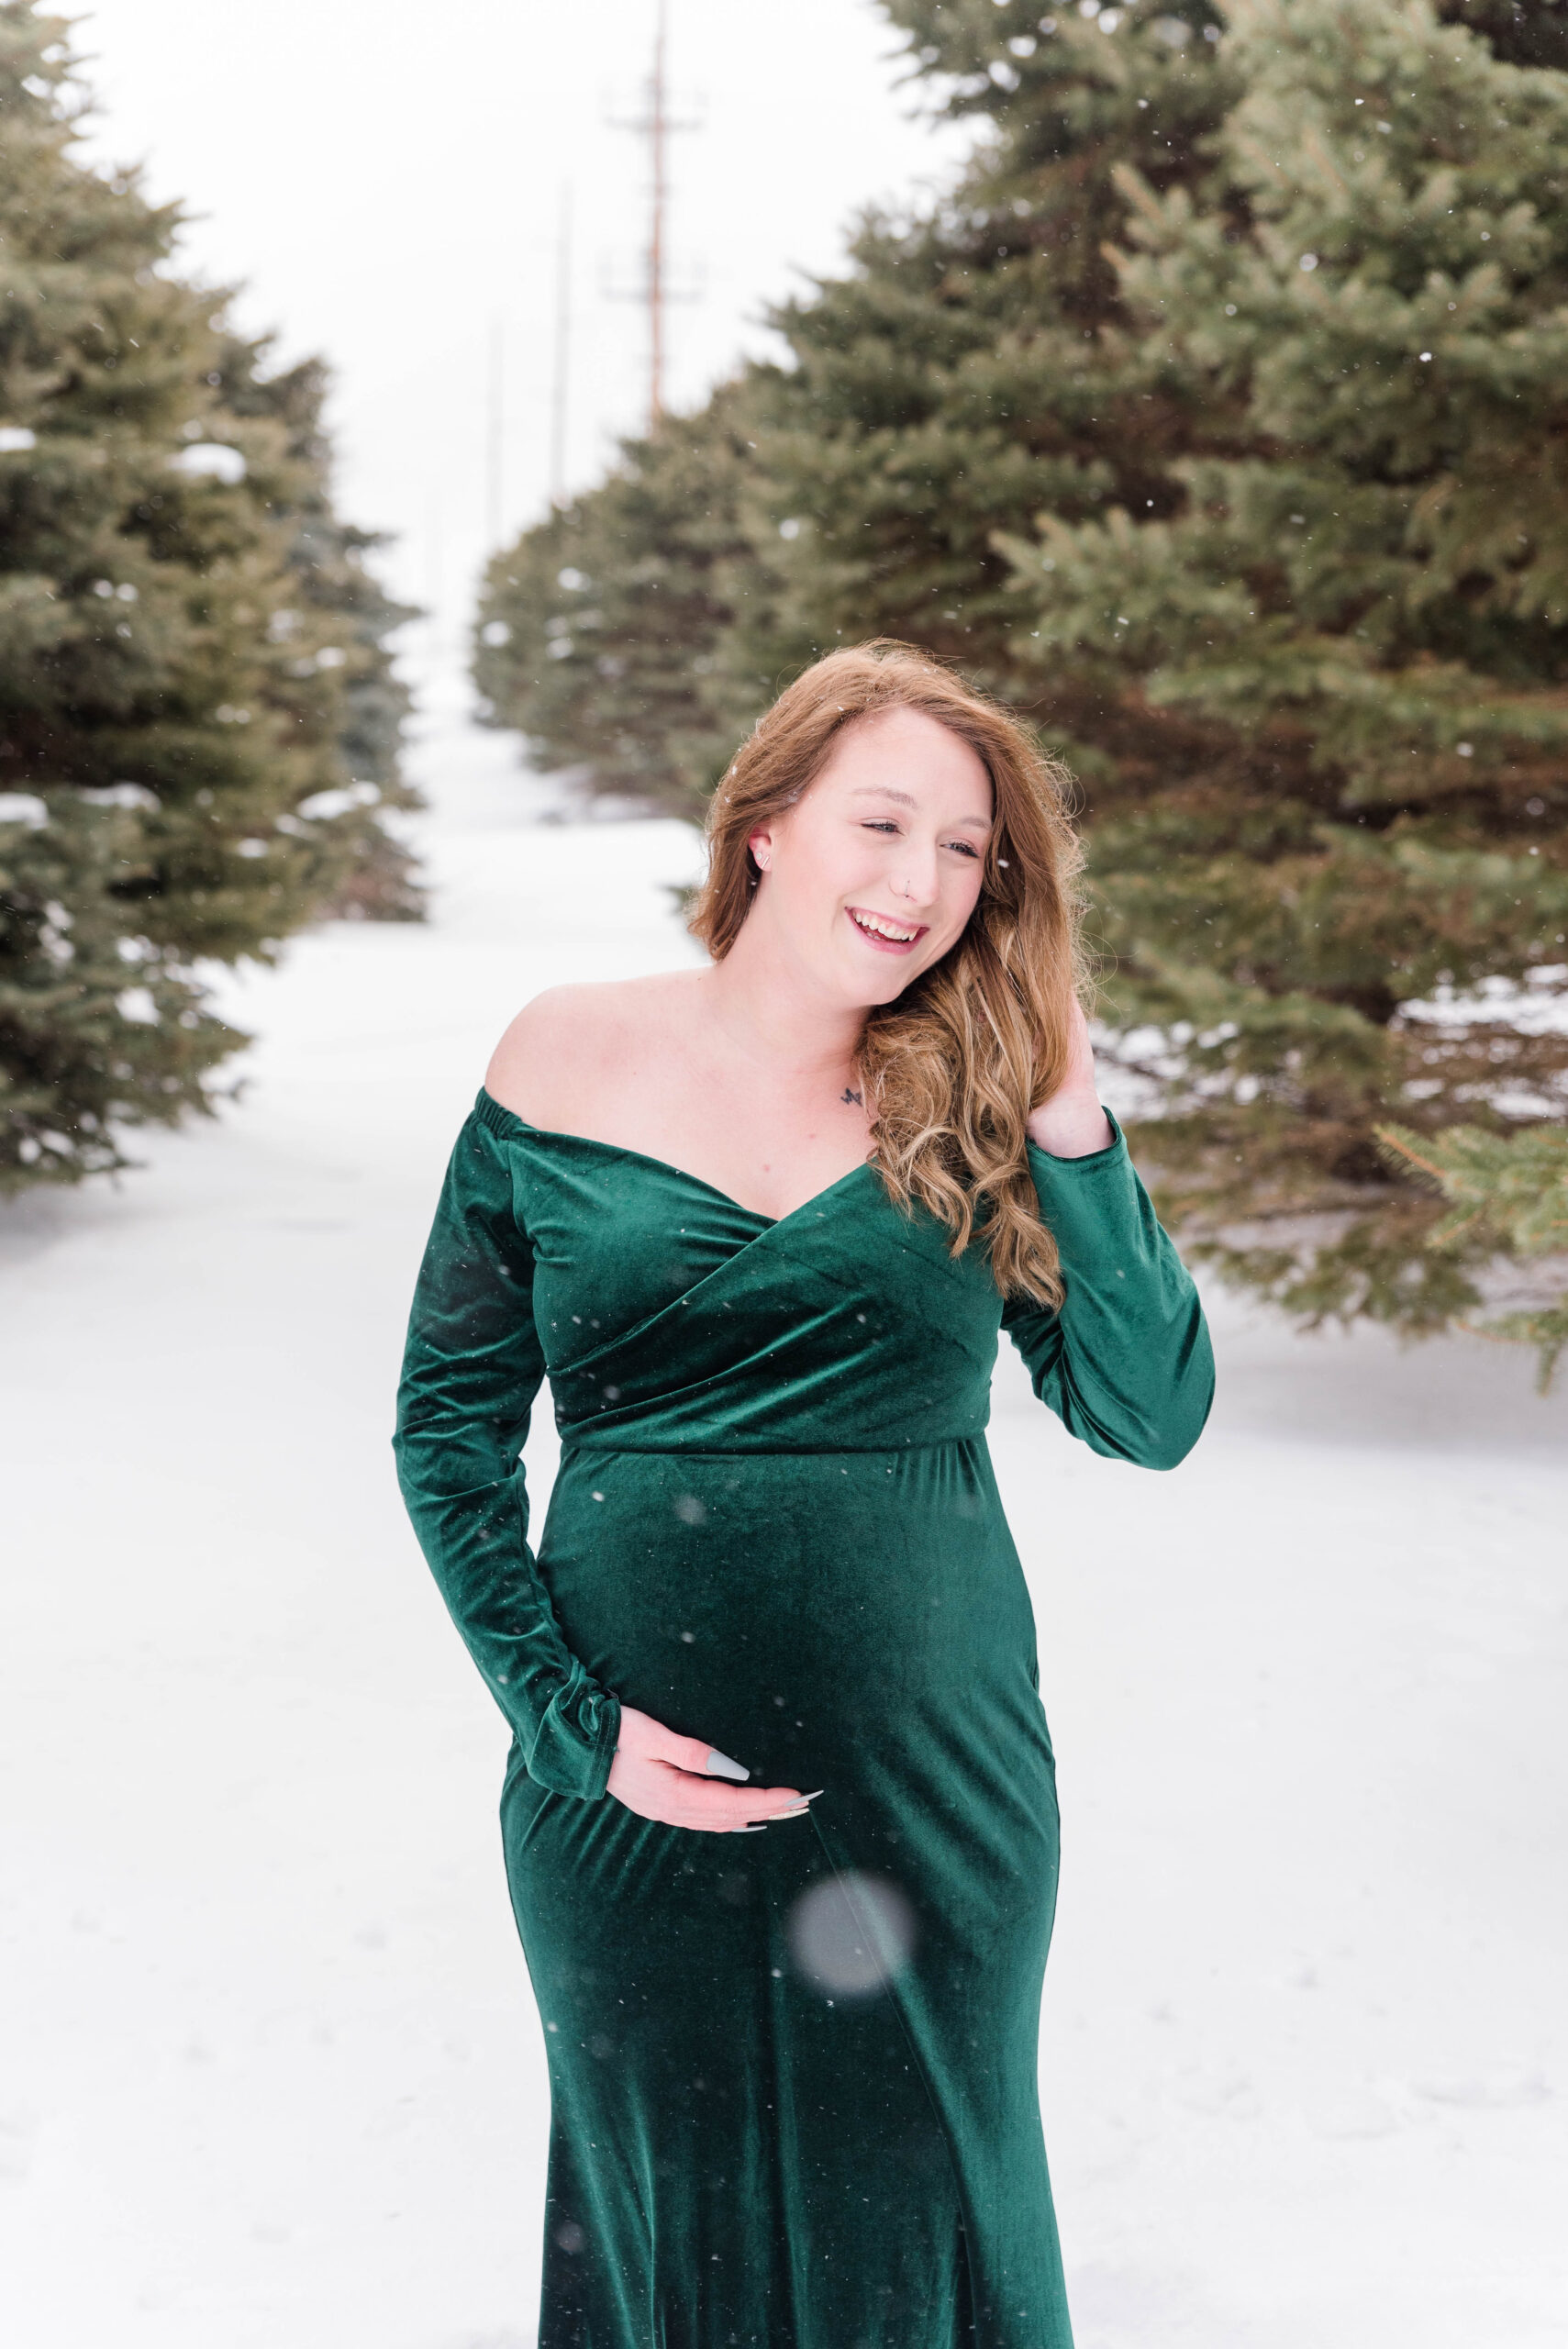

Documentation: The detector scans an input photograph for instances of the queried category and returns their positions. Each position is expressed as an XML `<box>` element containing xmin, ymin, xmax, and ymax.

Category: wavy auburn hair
<box><xmin>689</xmin><ymin>641</ymin><xmax>1085</xmax><ymax>1307</ymax></box>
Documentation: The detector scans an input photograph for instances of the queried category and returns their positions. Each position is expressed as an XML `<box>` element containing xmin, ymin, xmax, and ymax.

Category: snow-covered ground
<box><xmin>3</xmin><ymin>685</ymin><xmax>1565</xmax><ymax>2349</ymax></box>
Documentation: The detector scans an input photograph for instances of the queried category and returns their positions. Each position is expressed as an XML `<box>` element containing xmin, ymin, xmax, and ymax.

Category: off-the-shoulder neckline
<box><xmin>476</xmin><ymin>1086</ymin><xmax>875</xmax><ymax>1230</ymax></box>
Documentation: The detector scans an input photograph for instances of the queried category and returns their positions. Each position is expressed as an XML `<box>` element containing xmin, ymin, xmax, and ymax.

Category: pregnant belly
<box><xmin>536</xmin><ymin>1439</ymin><xmax>1053</xmax><ymax>1812</ymax></box>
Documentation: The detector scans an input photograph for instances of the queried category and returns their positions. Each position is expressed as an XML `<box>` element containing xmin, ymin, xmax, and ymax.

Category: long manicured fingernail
<box><xmin>705</xmin><ymin>1748</ymin><xmax>750</xmax><ymax>1781</ymax></box>
<box><xmin>736</xmin><ymin>1824</ymin><xmax>766</xmax><ymax>1832</ymax></box>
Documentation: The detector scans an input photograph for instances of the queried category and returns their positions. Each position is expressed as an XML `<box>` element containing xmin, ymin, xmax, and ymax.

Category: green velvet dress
<box><xmin>395</xmin><ymin>1088</ymin><xmax>1213</xmax><ymax>2349</ymax></box>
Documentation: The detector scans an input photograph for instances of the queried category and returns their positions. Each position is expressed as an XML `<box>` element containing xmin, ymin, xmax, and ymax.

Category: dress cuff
<box><xmin>528</xmin><ymin>1672</ymin><xmax>622</xmax><ymax>1801</ymax></box>
<box><xmin>1026</xmin><ymin>1108</ymin><xmax>1127</xmax><ymax>1177</ymax></box>
<box><xmin>1025</xmin><ymin>1110</ymin><xmax>1148</xmax><ymax>1269</ymax></box>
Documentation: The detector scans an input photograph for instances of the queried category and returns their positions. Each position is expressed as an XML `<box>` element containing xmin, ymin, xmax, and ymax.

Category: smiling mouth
<box><xmin>847</xmin><ymin>905</ymin><xmax>927</xmax><ymax>952</ymax></box>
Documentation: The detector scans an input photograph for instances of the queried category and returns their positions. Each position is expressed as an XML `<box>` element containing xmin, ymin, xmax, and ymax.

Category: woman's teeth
<box><xmin>850</xmin><ymin>908</ymin><xmax>919</xmax><ymax>943</ymax></box>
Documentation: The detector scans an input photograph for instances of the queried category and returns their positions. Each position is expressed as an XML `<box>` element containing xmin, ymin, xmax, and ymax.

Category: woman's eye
<box><xmin>862</xmin><ymin>820</ymin><xmax>900</xmax><ymax>834</ymax></box>
<box><xmin>947</xmin><ymin>841</ymin><xmax>980</xmax><ymax>859</ymax></box>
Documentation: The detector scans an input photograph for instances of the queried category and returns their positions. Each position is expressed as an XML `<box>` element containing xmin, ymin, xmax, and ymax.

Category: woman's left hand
<box><xmin>1026</xmin><ymin>1000</ymin><xmax>1113</xmax><ymax>1159</ymax></box>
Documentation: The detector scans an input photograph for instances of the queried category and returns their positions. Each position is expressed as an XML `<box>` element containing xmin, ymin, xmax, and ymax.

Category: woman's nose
<box><xmin>895</xmin><ymin>843</ymin><xmax>941</xmax><ymax>907</ymax></box>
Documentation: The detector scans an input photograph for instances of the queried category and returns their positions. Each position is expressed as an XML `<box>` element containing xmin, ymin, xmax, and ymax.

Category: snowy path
<box><xmin>3</xmin><ymin>694</ymin><xmax>1565</xmax><ymax>2349</ymax></box>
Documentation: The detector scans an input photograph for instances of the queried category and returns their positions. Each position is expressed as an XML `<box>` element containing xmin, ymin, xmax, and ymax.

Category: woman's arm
<box><xmin>394</xmin><ymin>1112</ymin><xmax>622</xmax><ymax>1798</ymax></box>
<box><xmin>1007</xmin><ymin>1007</ymin><xmax>1215</xmax><ymax>1470</ymax></box>
<box><xmin>1025</xmin><ymin>998</ymin><xmax>1115</xmax><ymax>1161</ymax></box>
<box><xmin>395</xmin><ymin>1106</ymin><xmax>814</xmax><ymax>1830</ymax></box>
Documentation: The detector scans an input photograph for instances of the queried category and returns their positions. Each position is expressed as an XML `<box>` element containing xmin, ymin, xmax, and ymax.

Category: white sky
<box><xmin>73</xmin><ymin>0</ymin><xmax>975</xmax><ymax>654</ymax></box>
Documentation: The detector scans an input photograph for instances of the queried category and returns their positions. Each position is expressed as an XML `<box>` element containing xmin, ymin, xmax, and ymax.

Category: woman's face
<box><xmin>746</xmin><ymin>707</ymin><xmax>994</xmax><ymax>1009</ymax></box>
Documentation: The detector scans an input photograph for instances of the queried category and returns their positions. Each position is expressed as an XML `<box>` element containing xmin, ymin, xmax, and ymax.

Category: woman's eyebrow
<box><xmin>848</xmin><ymin>785</ymin><xmax>992</xmax><ymax>829</ymax></box>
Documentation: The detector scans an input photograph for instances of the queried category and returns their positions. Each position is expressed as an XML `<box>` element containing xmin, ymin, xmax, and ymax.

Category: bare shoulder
<box><xmin>484</xmin><ymin>972</ymin><xmax>706</xmax><ymax>1134</ymax></box>
<box><xmin>484</xmin><ymin>983</ymin><xmax>637</xmax><ymax>1124</ymax></box>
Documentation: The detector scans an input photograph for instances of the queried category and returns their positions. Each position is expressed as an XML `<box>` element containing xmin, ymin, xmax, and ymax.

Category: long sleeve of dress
<box><xmin>1002</xmin><ymin>1114</ymin><xmax>1215</xmax><ymax>1470</ymax></box>
<box><xmin>393</xmin><ymin>1113</ymin><xmax>620</xmax><ymax>1800</ymax></box>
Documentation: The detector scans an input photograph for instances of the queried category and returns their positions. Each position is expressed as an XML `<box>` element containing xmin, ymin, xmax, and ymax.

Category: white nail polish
<box><xmin>705</xmin><ymin>1748</ymin><xmax>751</xmax><ymax>1782</ymax></box>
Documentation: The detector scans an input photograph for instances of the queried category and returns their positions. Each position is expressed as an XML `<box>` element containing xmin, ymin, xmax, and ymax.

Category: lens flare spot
<box><xmin>786</xmin><ymin>1872</ymin><xmax>916</xmax><ymax>1999</ymax></box>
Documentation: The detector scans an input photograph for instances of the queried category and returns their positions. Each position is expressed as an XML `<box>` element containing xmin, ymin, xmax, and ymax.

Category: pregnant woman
<box><xmin>395</xmin><ymin>640</ymin><xmax>1213</xmax><ymax>2349</ymax></box>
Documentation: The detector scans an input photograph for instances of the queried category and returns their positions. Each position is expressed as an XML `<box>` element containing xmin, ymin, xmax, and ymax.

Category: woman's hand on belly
<box><xmin>607</xmin><ymin>1705</ymin><xmax>818</xmax><ymax>1833</ymax></box>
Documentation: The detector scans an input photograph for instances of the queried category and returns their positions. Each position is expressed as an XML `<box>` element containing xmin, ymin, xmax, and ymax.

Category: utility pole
<box><xmin>550</xmin><ymin>184</ymin><xmax>573</xmax><ymax>506</ymax></box>
<box><xmin>608</xmin><ymin>0</ymin><xmax>701</xmax><ymax>433</ymax></box>
<box><xmin>486</xmin><ymin>316</ymin><xmax>504</xmax><ymax>551</ymax></box>
<box><xmin>649</xmin><ymin>0</ymin><xmax>668</xmax><ymax>425</ymax></box>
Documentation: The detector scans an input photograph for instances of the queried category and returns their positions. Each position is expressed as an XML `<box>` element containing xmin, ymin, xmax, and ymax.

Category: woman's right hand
<box><xmin>606</xmin><ymin>1703</ymin><xmax>817</xmax><ymax>1832</ymax></box>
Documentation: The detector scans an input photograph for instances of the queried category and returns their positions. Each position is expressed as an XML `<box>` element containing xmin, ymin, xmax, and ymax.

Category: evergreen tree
<box><xmin>998</xmin><ymin>0</ymin><xmax>1568</xmax><ymax>1345</ymax></box>
<box><xmin>1378</xmin><ymin>1119</ymin><xmax>1568</xmax><ymax>1384</ymax></box>
<box><xmin>473</xmin><ymin>387</ymin><xmax>775</xmax><ymax>818</ymax></box>
<box><xmin>741</xmin><ymin>0</ymin><xmax>1233</xmax><ymax>714</ymax></box>
<box><xmin>221</xmin><ymin>342</ymin><xmax>420</xmax><ymax>919</ymax></box>
<box><xmin>0</xmin><ymin>3</ymin><xmax>417</xmax><ymax>1191</ymax></box>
